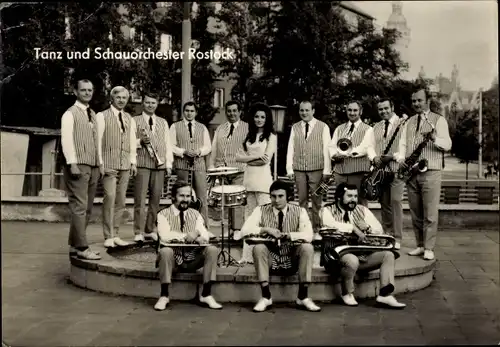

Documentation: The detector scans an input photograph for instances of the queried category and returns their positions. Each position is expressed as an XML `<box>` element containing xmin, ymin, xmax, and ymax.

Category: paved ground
<box><xmin>2</xmin><ymin>222</ymin><xmax>499</xmax><ymax>346</ymax></box>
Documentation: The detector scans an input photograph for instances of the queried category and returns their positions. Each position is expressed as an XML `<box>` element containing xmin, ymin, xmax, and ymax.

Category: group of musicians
<box><xmin>61</xmin><ymin>78</ymin><xmax>451</xmax><ymax>312</ymax></box>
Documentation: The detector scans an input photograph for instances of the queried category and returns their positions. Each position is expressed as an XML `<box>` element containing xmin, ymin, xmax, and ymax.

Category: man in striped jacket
<box><xmin>286</xmin><ymin>100</ymin><xmax>331</xmax><ymax>233</ymax></box>
<box><xmin>133</xmin><ymin>92</ymin><xmax>173</xmax><ymax>243</ymax></box>
<box><xmin>209</xmin><ymin>100</ymin><xmax>248</xmax><ymax>234</ymax></box>
<box><xmin>320</xmin><ymin>183</ymin><xmax>406</xmax><ymax>309</ymax></box>
<box><xmin>402</xmin><ymin>88</ymin><xmax>452</xmax><ymax>261</ymax></box>
<box><xmin>61</xmin><ymin>78</ymin><xmax>101</xmax><ymax>260</ymax></box>
<box><xmin>96</xmin><ymin>86</ymin><xmax>138</xmax><ymax>248</ymax></box>
<box><xmin>170</xmin><ymin>102</ymin><xmax>211</xmax><ymax>226</ymax></box>
<box><xmin>329</xmin><ymin>101</ymin><xmax>374</xmax><ymax>207</ymax></box>
<box><xmin>366</xmin><ymin>98</ymin><xmax>407</xmax><ymax>250</ymax></box>
<box><xmin>236</xmin><ymin>180</ymin><xmax>321</xmax><ymax>312</ymax></box>
<box><xmin>154</xmin><ymin>181</ymin><xmax>222</xmax><ymax>311</ymax></box>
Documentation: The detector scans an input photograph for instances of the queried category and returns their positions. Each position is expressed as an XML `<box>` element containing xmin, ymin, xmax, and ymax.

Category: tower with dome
<box><xmin>386</xmin><ymin>1</ymin><xmax>411</xmax><ymax>76</ymax></box>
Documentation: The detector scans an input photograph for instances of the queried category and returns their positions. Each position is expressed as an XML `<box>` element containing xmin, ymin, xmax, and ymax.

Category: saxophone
<box><xmin>397</xmin><ymin>116</ymin><xmax>435</xmax><ymax>182</ymax></box>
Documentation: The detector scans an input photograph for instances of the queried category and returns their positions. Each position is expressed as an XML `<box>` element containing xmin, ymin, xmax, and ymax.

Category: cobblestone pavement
<box><xmin>2</xmin><ymin>222</ymin><xmax>499</xmax><ymax>346</ymax></box>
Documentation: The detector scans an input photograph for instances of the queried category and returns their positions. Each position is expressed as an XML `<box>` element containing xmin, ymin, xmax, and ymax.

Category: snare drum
<box><xmin>208</xmin><ymin>185</ymin><xmax>247</xmax><ymax>207</ymax></box>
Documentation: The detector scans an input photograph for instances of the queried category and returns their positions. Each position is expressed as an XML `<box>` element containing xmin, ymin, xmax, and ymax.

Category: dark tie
<box><xmin>348</xmin><ymin>123</ymin><xmax>355</xmax><ymax>134</ymax></box>
<box><xmin>118</xmin><ymin>112</ymin><xmax>125</xmax><ymax>132</ymax></box>
<box><xmin>179</xmin><ymin>210</ymin><xmax>185</xmax><ymax>232</ymax></box>
<box><xmin>87</xmin><ymin>108</ymin><xmax>92</xmax><ymax>123</ymax></box>
<box><xmin>384</xmin><ymin>120</ymin><xmax>390</xmax><ymax>138</ymax></box>
<box><xmin>343</xmin><ymin>210</ymin><xmax>350</xmax><ymax>222</ymax></box>
<box><xmin>188</xmin><ymin>122</ymin><xmax>193</xmax><ymax>139</ymax></box>
<box><xmin>305</xmin><ymin>122</ymin><xmax>309</xmax><ymax>139</ymax></box>
<box><xmin>149</xmin><ymin>116</ymin><xmax>153</xmax><ymax>131</ymax></box>
<box><xmin>228</xmin><ymin>124</ymin><xmax>234</xmax><ymax>138</ymax></box>
<box><xmin>278</xmin><ymin>211</ymin><xmax>284</xmax><ymax>232</ymax></box>
<box><xmin>415</xmin><ymin>115</ymin><xmax>421</xmax><ymax>134</ymax></box>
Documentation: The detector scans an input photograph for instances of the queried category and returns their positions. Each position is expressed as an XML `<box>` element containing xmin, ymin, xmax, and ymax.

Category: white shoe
<box><xmin>154</xmin><ymin>296</ymin><xmax>170</xmax><ymax>311</ymax></box>
<box><xmin>103</xmin><ymin>238</ymin><xmax>115</xmax><ymax>248</ymax></box>
<box><xmin>408</xmin><ymin>247</ymin><xmax>424</xmax><ymax>256</ymax></box>
<box><xmin>253</xmin><ymin>297</ymin><xmax>272</xmax><ymax>312</ymax></box>
<box><xmin>423</xmin><ymin>250</ymin><xmax>435</xmax><ymax>260</ymax></box>
<box><xmin>114</xmin><ymin>237</ymin><xmax>130</xmax><ymax>247</ymax></box>
<box><xmin>199</xmin><ymin>295</ymin><xmax>223</xmax><ymax>309</ymax></box>
<box><xmin>376</xmin><ymin>295</ymin><xmax>406</xmax><ymax>309</ymax></box>
<box><xmin>296</xmin><ymin>298</ymin><xmax>321</xmax><ymax>312</ymax></box>
<box><xmin>394</xmin><ymin>242</ymin><xmax>401</xmax><ymax>250</ymax></box>
<box><xmin>134</xmin><ymin>234</ymin><xmax>145</xmax><ymax>242</ymax></box>
<box><xmin>144</xmin><ymin>232</ymin><xmax>158</xmax><ymax>242</ymax></box>
<box><xmin>341</xmin><ymin>294</ymin><xmax>358</xmax><ymax>306</ymax></box>
<box><xmin>76</xmin><ymin>248</ymin><xmax>101</xmax><ymax>260</ymax></box>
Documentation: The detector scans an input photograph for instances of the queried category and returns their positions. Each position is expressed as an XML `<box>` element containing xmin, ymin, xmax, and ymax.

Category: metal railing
<box><xmin>2</xmin><ymin>172</ymin><xmax>499</xmax><ymax>205</ymax></box>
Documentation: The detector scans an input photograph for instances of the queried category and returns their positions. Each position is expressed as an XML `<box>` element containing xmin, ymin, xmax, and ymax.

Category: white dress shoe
<box><xmin>394</xmin><ymin>242</ymin><xmax>401</xmax><ymax>250</ymax></box>
<box><xmin>296</xmin><ymin>298</ymin><xmax>321</xmax><ymax>312</ymax></box>
<box><xmin>134</xmin><ymin>234</ymin><xmax>145</xmax><ymax>242</ymax></box>
<box><xmin>144</xmin><ymin>232</ymin><xmax>158</xmax><ymax>242</ymax></box>
<box><xmin>341</xmin><ymin>294</ymin><xmax>359</xmax><ymax>306</ymax></box>
<box><xmin>408</xmin><ymin>247</ymin><xmax>424</xmax><ymax>256</ymax></box>
<box><xmin>199</xmin><ymin>295</ymin><xmax>223</xmax><ymax>309</ymax></box>
<box><xmin>114</xmin><ymin>237</ymin><xmax>130</xmax><ymax>247</ymax></box>
<box><xmin>423</xmin><ymin>250</ymin><xmax>435</xmax><ymax>260</ymax></box>
<box><xmin>154</xmin><ymin>296</ymin><xmax>170</xmax><ymax>310</ymax></box>
<box><xmin>376</xmin><ymin>295</ymin><xmax>406</xmax><ymax>309</ymax></box>
<box><xmin>253</xmin><ymin>297</ymin><xmax>272</xmax><ymax>312</ymax></box>
<box><xmin>103</xmin><ymin>238</ymin><xmax>115</xmax><ymax>248</ymax></box>
<box><xmin>76</xmin><ymin>248</ymin><xmax>101</xmax><ymax>260</ymax></box>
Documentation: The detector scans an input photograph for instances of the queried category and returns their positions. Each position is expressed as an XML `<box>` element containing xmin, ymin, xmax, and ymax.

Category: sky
<box><xmin>353</xmin><ymin>1</ymin><xmax>498</xmax><ymax>91</ymax></box>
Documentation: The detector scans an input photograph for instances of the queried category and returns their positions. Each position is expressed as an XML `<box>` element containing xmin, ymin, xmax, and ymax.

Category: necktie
<box><xmin>149</xmin><ymin>116</ymin><xmax>153</xmax><ymax>131</ymax></box>
<box><xmin>348</xmin><ymin>123</ymin><xmax>355</xmax><ymax>134</ymax></box>
<box><xmin>343</xmin><ymin>210</ymin><xmax>350</xmax><ymax>222</ymax></box>
<box><xmin>228</xmin><ymin>124</ymin><xmax>234</xmax><ymax>138</ymax></box>
<box><xmin>305</xmin><ymin>122</ymin><xmax>309</xmax><ymax>139</ymax></box>
<box><xmin>188</xmin><ymin>122</ymin><xmax>193</xmax><ymax>139</ymax></box>
<box><xmin>179</xmin><ymin>210</ymin><xmax>185</xmax><ymax>232</ymax></box>
<box><xmin>415</xmin><ymin>115</ymin><xmax>421</xmax><ymax>134</ymax></box>
<box><xmin>86</xmin><ymin>108</ymin><xmax>92</xmax><ymax>123</ymax></box>
<box><xmin>384</xmin><ymin>120</ymin><xmax>390</xmax><ymax>138</ymax></box>
<box><xmin>118</xmin><ymin>112</ymin><xmax>125</xmax><ymax>132</ymax></box>
<box><xmin>278</xmin><ymin>211</ymin><xmax>284</xmax><ymax>232</ymax></box>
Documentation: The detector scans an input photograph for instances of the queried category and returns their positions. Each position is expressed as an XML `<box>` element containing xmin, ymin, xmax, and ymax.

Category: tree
<box><xmin>452</xmin><ymin>109</ymin><xmax>480</xmax><ymax>180</ymax></box>
<box><xmin>481</xmin><ymin>82</ymin><xmax>499</xmax><ymax>162</ymax></box>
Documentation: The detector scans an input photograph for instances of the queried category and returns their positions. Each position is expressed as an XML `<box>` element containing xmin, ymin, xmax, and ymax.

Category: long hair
<box><xmin>243</xmin><ymin>102</ymin><xmax>275</xmax><ymax>152</ymax></box>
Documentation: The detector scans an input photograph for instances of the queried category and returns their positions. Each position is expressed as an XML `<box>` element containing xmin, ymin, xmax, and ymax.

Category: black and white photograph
<box><xmin>1</xmin><ymin>1</ymin><xmax>498</xmax><ymax>345</ymax></box>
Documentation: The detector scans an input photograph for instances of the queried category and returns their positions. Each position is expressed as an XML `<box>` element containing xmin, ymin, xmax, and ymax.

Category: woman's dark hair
<box><xmin>243</xmin><ymin>102</ymin><xmax>275</xmax><ymax>151</ymax></box>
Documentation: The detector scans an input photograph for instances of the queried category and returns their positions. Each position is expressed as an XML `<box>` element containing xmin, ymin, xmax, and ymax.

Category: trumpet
<box><xmin>140</xmin><ymin>127</ymin><xmax>164</xmax><ymax>167</ymax></box>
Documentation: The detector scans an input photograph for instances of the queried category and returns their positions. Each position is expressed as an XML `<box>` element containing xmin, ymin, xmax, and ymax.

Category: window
<box><xmin>160</xmin><ymin>33</ymin><xmax>172</xmax><ymax>52</ymax></box>
<box><xmin>252</xmin><ymin>55</ymin><xmax>262</xmax><ymax>75</ymax></box>
<box><xmin>64</xmin><ymin>16</ymin><xmax>71</xmax><ymax>40</ymax></box>
<box><xmin>213</xmin><ymin>88</ymin><xmax>224</xmax><ymax>108</ymax></box>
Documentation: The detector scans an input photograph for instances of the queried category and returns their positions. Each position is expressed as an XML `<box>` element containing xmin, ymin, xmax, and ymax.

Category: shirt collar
<box><xmin>228</xmin><ymin>120</ymin><xmax>240</xmax><ymax>128</ymax></box>
<box><xmin>142</xmin><ymin>112</ymin><xmax>155</xmax><ymax>121</ymax></box>
<box><xmin>420</xmin><ymin>110</ymin><xmax>430</xmax><ymax>118</ymax></box>
<box><xmin>110</xmin><ymin>105</ymin><xmax>123</xmax><ymax>116</ymax></box>
<box><xmin>74</xmin><ymin>100</ymin><xmax>89</xmax><ymax>110</ymax></box>
<box><xmin>183</xmin><ymin>118</ymin><xmax>194</xmax><ymax>125</ymax></box>
<box><xmin>303</xmin><ymin>118</ymin><xmax>317</xmax><ymax>127</ymax></box>
<box><xmin>272</xmin><ymin>205</ymin><xmax>288</xmax><ymax>216</ymax></box>
<box><xmin>388</xmin><ymin>114</ymin><xmax>398</xmax><ymax>124</ymax></box>
<box><xmin>348</xmin><ymin>119</ymin><xmax>362</xmax><ymax>127</ymax></box>
<box><xmin>170</xmin><ymin>204</ymin><xmax>182</xmax><ymax>216</ymax></box>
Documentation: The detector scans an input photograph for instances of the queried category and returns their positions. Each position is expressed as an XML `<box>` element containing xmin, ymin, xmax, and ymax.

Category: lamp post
<box><xmin>269</xmin><ymin>105</ymin><xmax>286</xmax><ymax>180</ymax></box>
<box><xmin>181</xmin><ymin>2</ymin><xmax>192</xmax><ymax>107</ymax></box>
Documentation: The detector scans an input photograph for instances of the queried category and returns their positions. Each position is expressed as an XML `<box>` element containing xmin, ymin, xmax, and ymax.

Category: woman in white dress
<box><xmin>234</xmin><ymin>103</ymin><xmax>277</xmax><ymax>264</ymax></box>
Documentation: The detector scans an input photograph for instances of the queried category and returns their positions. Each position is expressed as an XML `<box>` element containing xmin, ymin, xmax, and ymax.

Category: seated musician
<box><xmin>320</xmin><ymin>183</ymin><xmax>406</xmax><ymax>309</ymax></box>
<box><xmin>235</xmin><ymin>179</ymin><xmax>321</xmax><ymax>312</ymax></box>
<box><xmin>154</xmin><ymin>181</ymin><xmax>222</xmax><ymax>311</ymax></box>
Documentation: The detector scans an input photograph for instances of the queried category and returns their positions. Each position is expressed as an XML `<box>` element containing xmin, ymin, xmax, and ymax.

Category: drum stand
<box><xmin>215</xmin><ymin>175</ymin><xmax>240</xmax><ymax>268</ymax></box>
